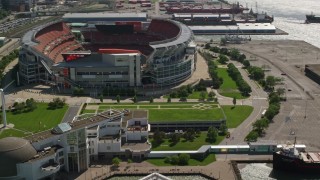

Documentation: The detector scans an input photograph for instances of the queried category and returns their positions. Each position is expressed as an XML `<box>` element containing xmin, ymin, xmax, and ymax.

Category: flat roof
<box><xmin>173</xmin><ymin>13</ymin><xmax>230</xmax><ymax>18</ymax></box>
<box><xmin>26</xmin><ymin>109</ymin><xmax>124</xmax><ymax>143</ymax></box>
<box><xmin>63</xmin><ymin>12</ymin><xmax>147</xmax><ymax>19</ymax></box>
<box><xmin>306</xmin><ymin>64</ymin><xmax>320</xmax><ymax>75</ymax></box>
<box><xmin>189</xmin><ymin>23</ymin><xmax>276</xmax><ymax>31</ymax></box>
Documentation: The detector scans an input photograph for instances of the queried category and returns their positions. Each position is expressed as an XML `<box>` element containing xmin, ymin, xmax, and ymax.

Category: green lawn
<box><xmin>148</xmin><ymin>108</ymin><xmax>224</xmax><ymax>122</ymax></box>
<box><xmin>187</xmin><ymin>91</ymin><xmax>208</xmax><ymax>99</ymax></box>
<box><xmin>81</xmin><ymin>109</ymin><xmax>96</xmax><ymax>114</ymax></box>
<box><xmin>217</xmin><ymin>68</ymin><xmax>248</xmax><ymax>99</ymax></box>
<box><xmin>151</xmin><ymin>132</ymin><xmax>224</xmax><ymax>151</ymax></box>
<box><xmin>1</xmin><ymin>103</ymin><xmax>68</xmax><ymax>134</ymax></box>
<box><xmin>222</xmin><ymin>105</ymin><xmax>253</xmax><ymax>128</ymax></box>
<box><xmin>146</xmin><ymin>154</ymin><xmax>216</xmax><ymax>166</ymax></box>
<box><xmin>0</xmin><ymin>129</ymin><xmax>31</xmax><ymax>139</ymax></box>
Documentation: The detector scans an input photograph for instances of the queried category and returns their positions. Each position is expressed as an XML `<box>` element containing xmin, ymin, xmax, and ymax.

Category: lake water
<box><xmin>194</xmin><ymin>0</ymin><xmax>320</xmax><ymax>48</ymax></box>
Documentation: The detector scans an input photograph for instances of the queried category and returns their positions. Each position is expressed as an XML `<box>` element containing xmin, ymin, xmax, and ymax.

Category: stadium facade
<box><xmin>0</xmin><ymin>109</ymin><xmax>151</xmax><ymax>180</ymax></box>
<box><xmin>19</xmin><ymin>13</ymin><xmax>196</xmax><ymax>91</ymax></box>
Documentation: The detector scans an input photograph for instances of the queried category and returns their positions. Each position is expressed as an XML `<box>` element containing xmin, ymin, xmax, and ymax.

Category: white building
<box><xmin>0</xmin><ymin>109</ymin><xmax>151</xmax><ymax>180</ymax></box>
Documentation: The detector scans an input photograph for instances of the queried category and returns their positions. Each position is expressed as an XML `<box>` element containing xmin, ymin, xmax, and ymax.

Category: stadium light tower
<box><xmin>0</xmin><ymin>89</ymin><xmax>7</xmax><ymax>128</ymax></box>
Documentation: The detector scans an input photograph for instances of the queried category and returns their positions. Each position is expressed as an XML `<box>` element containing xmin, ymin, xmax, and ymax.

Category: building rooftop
<box><xmin>122</xmin><ymin>140</ymin><xmax>151</xmax><ymax>152</ymax></box>
<box><xmin>63</xmin><ymin>12</ymin><xmax>147</xmax><ymax>19</ymax></box>
<box><xmin>26</xmin><ymin>109</ymin><xmax>123</xmax><ymax>143</ymax></box>
<box><xmin>306</xmin><ymin>64</ymin><xmax>320</xmax><ymax>75</ymax></box>
<box><xmin>28</xmin><ymin>145</ymin><xmax>63</xmax><ymax>162</ymax></box>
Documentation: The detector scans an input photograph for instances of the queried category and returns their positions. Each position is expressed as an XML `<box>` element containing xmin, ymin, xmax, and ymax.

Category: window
<box><xmin>70</xmin><ymin>147</ymin><xmax>75</xmax><ymax>152</ymax></box>
<box><xmin>58</xmin><ymin>151</ymin><xmax>64</xmax><ymax>157</ymax></box>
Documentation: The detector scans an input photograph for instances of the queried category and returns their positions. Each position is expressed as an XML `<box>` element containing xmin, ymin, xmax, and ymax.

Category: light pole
<box><xmin>225</xmin><ymin>142</ymin><xmax>228</xmax><ymax>161</ymax></box>
<box><xmin>304</xmin><ymin>100</ymin><xmax>307</xmax><ymax>119</ymax></box>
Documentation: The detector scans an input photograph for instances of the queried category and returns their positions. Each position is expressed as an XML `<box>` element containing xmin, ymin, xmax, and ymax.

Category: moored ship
<box><xmin>273</xmin><ymin>140</ymin><xmax>320</xmax><ymax>173</ymax></box>
<box><xmin>306</xmin><ymin>14</ymin><xmax>320</xmax><ymax>23</ymax></box>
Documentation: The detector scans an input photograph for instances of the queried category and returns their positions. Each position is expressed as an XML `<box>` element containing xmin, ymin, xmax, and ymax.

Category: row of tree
<box><xmin>153</xmin><ymin>125</ymin><xmax>227</xmax><ymax>147</ymax></box>
<box><xmin>199</xmin><ymin>51</ymin><xmax>223</xmax><ymax>89</ymax></box>
<box><xmin>11</xmin><ymin>98</ymin><xmax>37</xmax><ymax>114</ymax></box>
<box><xmin>0</xmin><ymin>9</ymin><xmax>9</xmax><ymax>20</ymax></box>
<box><xmin>48</xmin><ymin>98</ymin><xmax>66</xmax><ymax>110</ymax></box>
<box><xmin>248</xmin><ymin>66</ymin><xmax>265</xmax><ymax>81</ymax></box>
<box><xmin>227</xmin><ymin>63</ymin><xmax>252</xmax><ymax>96</ymax></box>
<box><xmin>0</xmin><ymin>49</ymin><xmax>19</xmax><ymax>86</ymax></box>
<box><xmin>246</xmin><ymin>90</ymin><xmax>282</xmax><ymax>141</ymax></box>
<box><xmin>164</xmin><ymin>153</ymin><xmax>190</xmax><ymax>165</ymax></box>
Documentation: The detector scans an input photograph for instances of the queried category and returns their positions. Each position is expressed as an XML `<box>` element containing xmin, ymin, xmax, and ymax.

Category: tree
<box><xmin>183</xmin><ymin>128</ymin><xmax>196</xmax><ymax>141</ymax></box>
<box><xmin>207</xmin><ymin>91</ymin><xmax>215</xmax><ymax>101</ymax></box>
<box><xmin>245</xmin><ymin>131</ymin><xmax>258</xmax><ymax>142</ymax></box>
<box><xmin>248</xmin><ymin>66</ymin><xmax>265</xmax><ymax>81</ymax></box>
<box><xmin>276</xmin><ymin>88</ymin><xmax>286</xmax><ymax>100</ymax></box>
<box><xmin>232</xmin><ymin>97</ymin><xmax>236</xmax><ymax>107</ymax></box>
<box><xmin>167</xmin><ymin>96</ymin><xmax>171</xmax><ymax>103</ymax></box>
<box><xmin>207</xmin><ymin>126</ymin><xmax>218</xmax><ymax>143</ymax></box>
<box><xmin>230</xmin><ymin>48</ymin><xmax>240</xmax><ymax>60</ymax></box>
<box><xmin>218</xmin><ymin>54</ymin><xmax>229</xmax><ymax>64</ymax></box>
<box><xmin>171</xmin><ymin>155</ymin><xmax>179</xmax><ymax>165</ymax></box>
<box><xmin>253</xmin><ymin>118</ymin><xmax>269</xmax><ymax>136</ymax></box>
<box><xmin>269</xmin><ymin>92</ymin><xmax>280</xmax><ymax>104</ymax></box>
<box><xmin>153</xmin><ymin>130</ymin><xmax>165</xmax><ymax>144</ymax></box>
<box><xmin>243</xmin><ymin>60</ymin><xmax>250</xmax><ymax>68</ymax></box>
<box><xmin>25</xmin><ymin>98</ymin><xmax>37</xmax><ymax>111</ymax></box>
<box><xmin>99</xmin><ymin>94</ymin><xmax>103</xmax><ymax>103</ymax></box>
<box><xmin>265</xmin><ymin>76</ymin><xmax>276</xmax><ymax>91</ymax></box>
<box><xmin>170</xmin><ymin>133</ymin><xmax>180</xmax><ymax>144</ymax></box>
<box><xmin>116</xmin><ymin>95</ymin><xmax>120</xmax><ymax>103</ymax></box>
<box><xmin>220</xmin><ymin>37</ymin><xmax>227</xmax><ymax>45</ymax></box>
<box><xmin>199</xmin><ymin>91</ymin><xmax>206</xmax><ymax>101</ymax></box>
<box><xmin>48</xmin><ymin>98</ymin><xmax>65</xmax><ymax>109</ymax></box>
<box><xmin>204</xmin><ymin>43</ymin><xmax>210</xmax><ymax>49</ymax></box>
<box><xmin>219</xmin><ymin>123</ymin><xmax>228</xmax><ymax>135</ymax></box>
<box><xmin>238</xmin><ymin>54</ymin><xmax>246</xmax><ymax>63</ymax></box>
<box><xmin>132</xmin><ymin>95</ymin><xmax>137</xmax><ymax>103</ymax></box>
<box><xmin>178</xmin><ymin>153</ymin><xmax>190</xmax><ymax>165</ymax></box>
<box><xmin>112</xmin><ymin>157</ymin><xmax>121</xmax><ymax>167</ymax></box>
<box><xmin>164</xmin><ymin>156</ymin><xmax>171</xmax><ymax>164</ymax></box>
<box><xmin>149</xmin><ymin>96</ymin><xmax>154</xmax><ymax>103</ymax></box>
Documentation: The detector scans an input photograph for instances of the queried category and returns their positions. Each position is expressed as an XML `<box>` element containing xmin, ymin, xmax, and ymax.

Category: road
<box><xmin>62</xmin><ymin>105</ymin><xmax>81</xmax><ymax>123</ymax></box>
<box><xmin>219</xmin><ymin>61</ymin><xmax>268</xmax><ymax>146</ymax></box>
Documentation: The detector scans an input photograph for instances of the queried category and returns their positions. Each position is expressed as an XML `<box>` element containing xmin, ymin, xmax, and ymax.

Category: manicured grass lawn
<box><xmin>217</xmin><ymin>68</ymin><xmax>238</xmax><ymax>89</ymax></box>
<box><xmin>217</xmin><ymin>68</ymin><xmax>248</xmax><ymax>99</ymax></box>
<box><xmin>0</xmin><ymin>129</ymin><xmax>31</xmax><ymax>139</ymax></box>
<box><xmin>151</xmin><ymin>132</ymin><xmax>225</xmax><ymax>151</ymax></box>
<box><xmin>1</xmin><ymin>103</ymin><xmax>68</xmax><ymax>134</ymax></box>
<box><xmin>146</xmin><ymin>154</ymin><xmax>216</xmax><ymax>166</ymax></box>
<box><xmin>187</xmin><ymin>91</ymin><xmax>208</xmax><ymax>99</ymax></box>
<box><xmin>81</xmin><ymin>109</ymin><xmax>96</xmax><ymax>114</ymax></box>
<box><xmin>220</xmin><ymin>92</ymin><xmax>247</xmax><ymax>99</ymax></box>
<box><xmin>222</xmin><ymin>105</ymin><xmax>254</xmax><ymax>128</ymax></box>
<box><xmin>148</xmin><ymin>108</ymin><xmax>224</xmax><ymax>122</ymax></box>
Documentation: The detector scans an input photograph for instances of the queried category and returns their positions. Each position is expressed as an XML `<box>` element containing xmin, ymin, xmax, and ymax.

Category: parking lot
<box><xmin>232</xmin><ymin>40</ymin><xmax>320</xmax><ymax>150</ymax></box>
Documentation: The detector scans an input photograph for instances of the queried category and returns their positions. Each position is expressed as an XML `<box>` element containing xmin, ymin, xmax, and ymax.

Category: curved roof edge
<box><xmin>150</xmin><ymin>19</ymin><xmax>193</xmax><ymax>49</ymax></box>
<box><xmin>21</xmin><ymin>20</ymin><xmax>63</xmax><ymax>47</ymax></box>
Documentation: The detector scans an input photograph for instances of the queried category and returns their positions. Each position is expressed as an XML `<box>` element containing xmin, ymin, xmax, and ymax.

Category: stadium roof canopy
<box><xmin>150</xmin><ymin>21</ymin><xmax>193</xmax><ymax>49</ymax></box>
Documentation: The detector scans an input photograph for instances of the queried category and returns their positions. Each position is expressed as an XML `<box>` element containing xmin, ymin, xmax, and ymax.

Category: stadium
<box><xmin>19</xmin><ymin>13</ymin><xmax>196</xmax><ymax>93</ymax></box>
